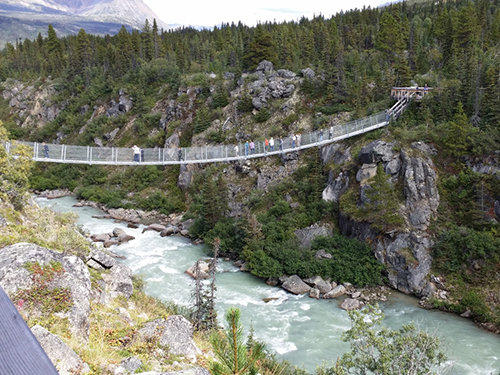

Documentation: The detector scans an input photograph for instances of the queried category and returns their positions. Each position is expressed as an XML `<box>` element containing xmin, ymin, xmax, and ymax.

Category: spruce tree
<box><xmin>209</xmin><ymin>308</ymin><xmax>265</xmax><ymax>375</ymax></box>
<box><xmin>244</xmin><ymin>24</ymin><xmax>278</xmax><ymax>70</ymax></box>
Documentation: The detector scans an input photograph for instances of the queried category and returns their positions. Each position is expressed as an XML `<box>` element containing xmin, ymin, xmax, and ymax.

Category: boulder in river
<box><xmin>340</xmin><ymin>298</ymin><xmax>363</xmax><ymax>310</ymax></box>
<box><xmin>185</xmin><ymin>260</ymin><xmax>210</xmax><ymax>279</ymax></box>
<box><xmin>143</xmin><ymin>223</ymin><xmax>168</xmax><ymax>233</ymax></box>
<box><xmin>323</xmin><ymin>284</ymin><xmax>346</xmax><ymax>299</ymax></box>
<box><xmin>281</xmin><ymin>275</ymin><xmax>311</xmax><ymax>295</ymax></box>
<box><xmin>309</xmin><ymin>288</ymin><xmax>320</xmax><ymax>299</ymax></box>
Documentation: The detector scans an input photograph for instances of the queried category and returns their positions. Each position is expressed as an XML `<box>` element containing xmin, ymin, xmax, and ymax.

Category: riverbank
<box><xmin>38</xmin><ymin>191</ymin><xmax>500</xmax><ymax>335</ymax></box>
<box><xmin>36</xmin><ymin>195</ymin><xmax>500</xmax><ymax>374</ymax></box>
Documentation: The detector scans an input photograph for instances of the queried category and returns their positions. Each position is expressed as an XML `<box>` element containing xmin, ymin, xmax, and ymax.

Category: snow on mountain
<box><xmin>0</xmin><ymin>0</ymin><xmax>170</xmax><ymax>30</ymax></box>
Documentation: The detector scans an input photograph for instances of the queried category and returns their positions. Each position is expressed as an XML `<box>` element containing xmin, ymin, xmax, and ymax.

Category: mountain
<box><xmin>0</xmin><ymin>0</ymin><xmax>170</xmax><ymax>47</ymax></box>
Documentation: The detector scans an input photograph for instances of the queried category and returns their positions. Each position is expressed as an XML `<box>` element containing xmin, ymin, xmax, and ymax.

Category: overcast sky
<box><xmin>143</xmin><ymin>0</ymin><xmax>390</xmax><ymax>28</ymax></box>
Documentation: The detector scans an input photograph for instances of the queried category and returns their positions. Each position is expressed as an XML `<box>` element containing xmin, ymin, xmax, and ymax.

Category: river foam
<box><xmin>37</xmin><ymin>196</ymin><xmax>500</xmax><ymax>375</ymax></box>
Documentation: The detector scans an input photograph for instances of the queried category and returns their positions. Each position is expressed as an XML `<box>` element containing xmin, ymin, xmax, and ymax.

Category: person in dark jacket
<box><xmin>43</xmin><ymin>142</ymin><xmax>49</xmax><ymax>158</ymax></box>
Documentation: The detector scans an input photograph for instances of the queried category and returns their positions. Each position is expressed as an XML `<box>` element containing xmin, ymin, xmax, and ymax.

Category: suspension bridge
<box><xmin>2</xmin><ymin>88</ymin><xmax>429</xmax><ymax>166</ymax></box>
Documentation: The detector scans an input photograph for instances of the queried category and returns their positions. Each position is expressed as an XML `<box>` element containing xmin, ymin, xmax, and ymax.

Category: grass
<box><xmin>0</xmin><ymin>204</ymin><xmax>92</xmax><ymax>258</ymax></box>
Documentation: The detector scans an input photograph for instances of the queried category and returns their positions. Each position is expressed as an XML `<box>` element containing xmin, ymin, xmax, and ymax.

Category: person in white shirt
<box><xmin>269</xmin><ymin>137</ymin><xmax>275</xmax><ymax>151</ymax></box>
<box><xmin>132</xmin><ymin>145</ymin><xmax>141</xmax><ymax>162</ymax></box>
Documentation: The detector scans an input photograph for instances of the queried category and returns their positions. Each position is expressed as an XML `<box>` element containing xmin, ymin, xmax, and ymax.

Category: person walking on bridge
<box><xmin>42</xmin><ymin>142</ymin><xmax>49</xmax><ymax>158</ymax></box>
<box><xmin>178</xmin><ymin>147</ymin><xmax>183</xmax><ymax>162</ymax></box>
<box><xmin>292</xmin><ymin>134</ymin><xmax>296</xmax><ymax>148</ymax></box>
<box><xmin>250</xmin><ymin>140</ymin><xmax>255</xmax><ymax>154</ymax></box>
<box><xmin>245</xmin><ymin>141</ymin><xmax>249</xmax><ymax>157</ymax></box>
<box><xmin>132</xmin><ymin>145</ymin><xmax>141</xmax><ymax>162</ymax></box>
<box><xmin>279</xmin><ymin>137</ymin><xmax>283</xmax><ymax>152</ymax></box>
<box><xmin>319</xmin><ymin>129</ymin><xmax>324</xmax><ymax>142</ymax></box>
<box><xmin>270</xmin><ymin>137</ymin><xmax>274</xmax><ymax>152</ymax></box>
<box><xmin>264</xmin><ymin>138</ymin><xmax>269</xmax><ymax>153</ymax></box>
<box><xmin>329</xmin><ymin>126</ymin><xmax>333</xmax><ymax>139</ymax></box>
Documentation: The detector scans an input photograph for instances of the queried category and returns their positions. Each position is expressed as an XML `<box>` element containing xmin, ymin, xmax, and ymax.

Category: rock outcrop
<box><xmin>0</xmin><ymin>243</ymin><xmax>91</xmax><ymax>340</ymax></box>
<box><xmin>335</xmin><ymin>140</ymin><xmax>440</xmax><ymax>296</ymax></box>
<box><xmin>294</xmin><ymin>224</ymin><xmax>332</xmax><ymax>249</ymax></box>
<box><xmin>31</xmin><ymin>325</ymin><xmax>90</xmax><ymax>375</ymax></box>
<box><xmin>138</xmin><ymin>316</ymin><xmax>201</xmax><ymax>357</ymax></box>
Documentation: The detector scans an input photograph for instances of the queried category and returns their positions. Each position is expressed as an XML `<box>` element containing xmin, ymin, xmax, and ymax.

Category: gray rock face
<box><xmin>321</xmin><ymin>143</ymin><xmax>352</xmax><ymax>165</ymax></box>
<box><xmin>301</xmin><ymin>68</ymin><xmax>315</xmax><ymax>79</ymax></box>
<box><xmin>178</xmin><ymin>164</ymin><xmax>193</xmax><ymax>191</ymax></box>
<box><xmin>294</xmin><ymin>224</ymin><xmax>332</xmax><ymax>248</ymax></box>
<box><xmin>281</xmin><ymin>275</ymin><xmax>311</xmax><ymax>294</ymax></box>
<box><xmin>118</xmin><ymin>357</ymin><xmax>143</xmax><ymax>373</ymax></box>
<box><xmin>94</xmin><ymin>137</ymin><xmax>103</xmax><ymax>147</ymax></box>
<box><xmin>106</xmin><ymin>95</ymin><xmax>133</xmax><ymax>117</ymax></box>
<box><xmin>138</xmin><ymin>316</ymin><xmax>201</xmax><ymax>357</ymax></box>
<box><xmin>323</xmin><ymin>284</ymin><xmax>346</xmax><ymax>299</ymax></box>
<box><xmin>181</xmin><ymin>219</ymin><xmax>194</xmax><ymax>231</ymax></box>
<box><xmin>101</xmin><ymin>263</ymin><xmax>134</xmax><ymax>301</ymax></box>
<box><xmin>385</xmin><ymin>157</ymin><xmax>402</xmax><ymax>175</ymax></box>
<box><xmin>359</xmin><ymin>140</ymin><xmax>396</xmax><ymax>164</ymax></box>
<box><xmin>314</xmin><ymin>249</ymin><xmax>333</xmax><ymax>260</ymax></box>
<box><xmin>164</xmin><ymin>132</ymin><xmax>180</xmax><ymax>149</ymax></box>
<box><xmin>256</xmin><ymin>60</ymin><xmax>274</xmax><ymax>72</ymax></box>
<box><xmin>31</xmin><ymin>325</ymin><xmax>90</xmax><ymax>374</ymax></box>
<box><xmin>0</xmin><ymin>243</ymin><xmax>91</xmax><ymax>340</ymax></box>
<box><xmin>356</xmin><ymin>163</ymin><xmax>378</xmax><ymax>183</ymax></box>
<box><xmin>103</xmin><ymin>127</ymin><xmax>120</xmax><ymax>141</ymax></box>
<box><xmin>323</xmin><ymin>171</ymin><xmax>349</xmax><ymax>203</ymax></box>
<box><xmin>252</xmin><ymin>96</ymin><xmax>267</xmax><ymax>110</ymax></box>
<box><xmin>338</xmin><ymin>141</ymin><xmax>440</xmax><ymax>297</ymax></box>
<box><xmin>87</xmin><ymin>249</ymin><xmax>117</xmax><ymax>269</ymax></box>
<box><xmin>277</xmin><ymin>69</ymin><xmax>296</xmax><ymax>79</ymax></box>
<box><xmin>374</xmin><ymin>232</ymin><xmax>433</xmax><ymax>295</ymax></box>
<box><xmin>401</xmin><ymin>151</ymin><xmax>439</xmax><ymax>230</ymax></box>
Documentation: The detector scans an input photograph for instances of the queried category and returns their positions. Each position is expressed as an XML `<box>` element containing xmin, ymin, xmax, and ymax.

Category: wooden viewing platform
<box><xmin>391</xmin><ymin>86</ymin><xmax>432</xmax><ymax>101</ymax></box>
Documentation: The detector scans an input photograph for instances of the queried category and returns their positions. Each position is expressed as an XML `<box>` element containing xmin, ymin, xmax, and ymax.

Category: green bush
<box><xmin>255</xmin><ymin>107</ymin><xmax>271</xmax><ymax>123</ymax></box>
<box><xmin>237</xmin><ymin>95</ymin><xmax>254</xmax><ymax>113</ymax></box>
<box><xmin>76</xmin><ymin>186</ymin><xmax>124</xmax><ymax>208</ymax></box>
<box><xmin>137</xmin><ymin>192</ymin><xmax>182</xmax><ymax>215</ymax></box>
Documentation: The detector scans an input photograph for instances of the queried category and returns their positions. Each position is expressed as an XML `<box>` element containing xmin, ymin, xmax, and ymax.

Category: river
<box><xmin>37</xmin><ymin>196</ymin><xmax>500</xmax><ymax>375</ymax></box>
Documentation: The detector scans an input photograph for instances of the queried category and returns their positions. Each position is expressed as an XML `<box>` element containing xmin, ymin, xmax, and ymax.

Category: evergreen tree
<box><xmin>209</xmin><ymin>308</ymin><xmax>265</xmax><ymax>375</ymax></box>
<box><xmin>142</xmin><ymin>19</ymin><xmax>154</xmax><ymax>61</ymax></box>
<box><xmin>116</xmin><ymin>26</ymin><xmax>132</xmax><ymax>75</ymax></box>
<box><xmin>244</xmin><ymin>24</ymin><xmax>278</xmax><ymax>70</ymax></box>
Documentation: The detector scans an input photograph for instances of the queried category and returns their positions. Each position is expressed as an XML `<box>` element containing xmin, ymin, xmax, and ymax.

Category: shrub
<box><xmin>255</xmin><ymin>107</ymin><xmax>271</xmax><ymax>123</ymax></box>
<box><xmin>237</xmin><ymin>95</ymin><xmax>254</xmax><ymax>113</ymax></box>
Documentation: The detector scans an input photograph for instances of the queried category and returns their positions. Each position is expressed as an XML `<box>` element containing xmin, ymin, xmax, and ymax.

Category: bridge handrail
<box><xmin>2</xmin><ymin>111</ymin><xmax>390</xmax><ymax>165</ymax></box>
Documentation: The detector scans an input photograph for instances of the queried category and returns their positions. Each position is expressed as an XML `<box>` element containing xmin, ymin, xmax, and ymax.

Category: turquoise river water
<box><xmin>37</xmin><ymin>196</ymin><xmax>500</xmax><ymax>375</ymax></box>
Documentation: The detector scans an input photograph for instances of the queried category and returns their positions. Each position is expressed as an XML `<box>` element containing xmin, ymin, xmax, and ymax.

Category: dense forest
<box><xmin>1</xmin><ymin>0</ymin><xmax>500</xmax><ymax>125</ymax></box>
<box><xmin>1</xmin><ymin>0</ymin><xmax>500</xmax><ymax>329</ymax></box>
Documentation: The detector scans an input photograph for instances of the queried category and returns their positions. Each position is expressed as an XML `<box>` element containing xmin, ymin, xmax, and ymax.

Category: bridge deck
<box><xmin>5</xmin><ymin>111</ymin><xmax>389</xmax><ymax>166</ymax></box>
